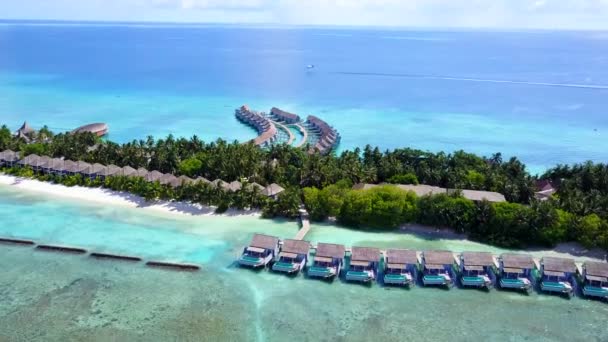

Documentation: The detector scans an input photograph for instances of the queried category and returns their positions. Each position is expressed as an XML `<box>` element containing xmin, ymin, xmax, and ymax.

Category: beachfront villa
<box><xmin>497</xmin><ymin>253</ymin><xmax>535</xmax><ymax>292</ymax></box>
<box><xmin>540</xmin><ymin>257</ymin><xmax>577</xmax><ymax>297</ymax></box>
<box><xmin>271</xmin><ymin>239</ymin><xmax>311</xmax><ymax>274</ymax></box>
<box><xmin>0</xmin><ymin>150</ymin><xmax>19</xmax><ymax>167</ymax></box>
<box><xmin>421</xmin><ymin>250</ymin><xmax>455</xmax><ymax>287</ymax></box>
<box><xmin>459</xmin><ymin>252</ymin><xmax>496</xmax><ymax>288</ymax></box>
<box><xmin>345</xmin><ymin>247</ymin><xmax>380</xmax><ymax>283</ymax></box>
<box><xmin>383</xmin><ymin>249</ymin><xmax>419</xmax><ymax>286</ymax></box>
<box><xmin>581</xmin><ymin>261</ymin><xmax>608</xmax><ymax>300</ymax></box>
<box><xmin>238</xmin><ymin>234</ymin><xmax>280</xmax><ymax>268</ymax></box>
<box><xmin>307</xmin><ymin>242</ymin><xmax>345</xmax><ymax>279</ymax></box>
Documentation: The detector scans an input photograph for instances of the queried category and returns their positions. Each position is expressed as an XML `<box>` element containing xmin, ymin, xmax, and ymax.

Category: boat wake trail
<box><xmin>332</xmin><ymin>71</ymin><xmax>608</xmax><ymax>90</ymax></box>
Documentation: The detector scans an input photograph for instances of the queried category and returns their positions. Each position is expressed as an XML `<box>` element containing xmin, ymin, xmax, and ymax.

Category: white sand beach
<box><xmin>0</xmin><ymin>174</ymin><xmax>260</xmax><ymax>218</ymax></box>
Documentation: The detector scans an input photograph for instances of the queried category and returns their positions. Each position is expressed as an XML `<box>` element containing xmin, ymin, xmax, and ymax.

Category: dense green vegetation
<box><xmin>1</xmin><ymin>124</ymin><xmax>607</xmax><ymax>250</ymax></box>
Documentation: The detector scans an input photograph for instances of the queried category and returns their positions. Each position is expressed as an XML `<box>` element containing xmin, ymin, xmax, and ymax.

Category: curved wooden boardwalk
<box><xmin>272</xmin><ymin>121</ymin><xmax>295</xmax><ymax>145</ymax></box>
<box><xmin>294</xmin><ymin>123</ymin><xmax>309</xmax><ymax>148</ymax></box>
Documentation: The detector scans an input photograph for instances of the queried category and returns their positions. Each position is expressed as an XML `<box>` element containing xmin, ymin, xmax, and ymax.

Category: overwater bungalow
<box><xmin>383</xmin><ymin>249</ymin><xmax>419</xmax><ymax>286</ymax></box>
<box><xmin>459</xmin><ymin>252</ymin><xmax>496</xmax><ymax>288</ymax></box>
<box><xmin>498</xmin><ymin>253</ymin><xmax>535</xmax><ymax>292</ymax></box>
<box><xmin>540</xmin><ymin>257</ymin><xmax>577</xmax><ymax>297</ymax></box>
<box><xmin>145</xmin><ymin>170</ymin><xmax>163</xmax><ymax>182</ymax></box>
<box><xmin>581</xmin><ymin>261</ymin><xmax>608</xmax><ymax>299</ymax></box>
<box><xmin>308</xmin><ymin>242</ymin><xmax>345</xmax><ymax>279</ymax></box>
<box><xmin>271</xmin><ymin>239</ymin><xmax>311</xmax><ymax>274</ymax></box>
<box><xmin>270</xmin><ymin>107</ymin><xmax>301</xmax><ymax>124</ymax></box>
<box><xmin>238</xmin><ymin>233</ymin><xmax>280</xmax><ymax>268</ymax></box>
<box><xmin>345</xmin><ymin>247</ymin><xmax>380</xmax><ymax>283</ymax></box>
<box><xmin>421</xmin><ymin>250</ymin><xmax>455</xmax><ymax>287</ymax></box>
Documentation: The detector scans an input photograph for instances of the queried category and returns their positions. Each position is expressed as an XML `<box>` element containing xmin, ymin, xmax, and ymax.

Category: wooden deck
<box><xmin>293</xmin><ymin>208</ymin><xmax>311</xmax><ymax>240</ymax></box>
<box><xmin>293</xmin><ymin>123</ymin><xmax>309</xmax><ymax>148</ymax></box>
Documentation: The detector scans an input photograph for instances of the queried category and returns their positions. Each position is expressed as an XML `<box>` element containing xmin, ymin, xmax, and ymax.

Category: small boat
<box><xmin>306</xmin><ymin>64</ymin><xmax>315</xmax><ymax>69</ymax></box>
<box><xmin>238</xmin><ymin>234</ymin><xmax>280</xmax><ymax>268</ymax></box>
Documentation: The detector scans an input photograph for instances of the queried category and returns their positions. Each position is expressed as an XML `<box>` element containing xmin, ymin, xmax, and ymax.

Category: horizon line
<box><xmin>1</xmin><ymin>18</ymin><xmax>607</xmax><ymax>33</ymax></box>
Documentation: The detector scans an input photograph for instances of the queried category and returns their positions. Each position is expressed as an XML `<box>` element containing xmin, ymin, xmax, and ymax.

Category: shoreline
<box><xmin>1</xmin><ymin>173</ymin><xmax>606</xmax><ymax>261</ymax></box>
<box><xmin>0</xmin><ymin>174</ymin><xmax>261</xmax><ymax>219</ymax></box>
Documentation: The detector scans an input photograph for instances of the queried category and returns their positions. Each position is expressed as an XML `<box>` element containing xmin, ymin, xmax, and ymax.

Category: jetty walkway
<box><xmin>294</xmin><ymin>123</ymin><xmax>308</xmax><ymax>148</ymax></box>
<box><xmin>293</xmin><ymin>207</ymin><xmax>311</xmax><ymax>240</ymax></box>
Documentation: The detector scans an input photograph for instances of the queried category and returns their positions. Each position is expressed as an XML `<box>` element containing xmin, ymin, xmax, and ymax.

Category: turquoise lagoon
<box><xmin>1</xmin><ymin>186</ymin><xmax>608</xmax><ymax>341</ymax></box>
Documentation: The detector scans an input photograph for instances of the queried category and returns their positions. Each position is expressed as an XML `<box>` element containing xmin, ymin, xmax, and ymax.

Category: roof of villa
<box><xmin>423</xmin><ymin>250</ymin><xmax>455</xmax><ymax>265</ymax></box>
<box><xmin>250</xmin><ymin>234</ymin><xmax>279</xmax><ymax>250</ymax></box>
<box><xmin>262</xmin><ymin>183</ymin><xmax>285</xmax><ymax>196</ymax></box>
<box><xmin>315</xmin><ymin>243</ymin><xmax>346</xmax><ymax>259</ymax></box>
<box><xmin>542</xmin><ymin>257</ymin><xmax>576</xmax><ymax>273</ymax></box>
<box><xmin>351</xmin><ymin>246</ymin><xmax>380</xmax><ymax>262</ymax></box>
<box><xmin>462</xmin><ymin>252</ymin><xmax>495</xmax><ymax>267</ymax></box>
<box><xmin>386</xmin><ymin>249</ymin><xmax>418</xmax><ymax>265</ymax></box>
<box><xmin>500</xmin><ymin>253</ymin><xmax>535</xmax><ymax>270</ymax></box>
<box><xmin>281</xmin><ymin>239</ymin><xmax>311</xmax><ymax>255</ymax></box>
<box><xmin>584</xmin><ymin>261</ymin><xmax>608</xmax><ymax>278</ymax></box>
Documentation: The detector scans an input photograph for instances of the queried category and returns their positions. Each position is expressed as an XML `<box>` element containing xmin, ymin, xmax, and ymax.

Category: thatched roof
<box><xmin>212</xmin><ymin>179</ymin><xmax>229</xmax><ymax>189</ymax></box>
<box><xmin>281</xmin><ymin>239</ymin><xmax>310</xmax><ymax>255</ymax></box>
<box><xmin>170</xmin><ymin>175</ymin><xmax>193</xmax><ymax>188</ymax></box>
<box><xmin>584</xmin><ymin>261</ymin><xmax>608</xmax><ymax>278</ymax></box>
<box><xmin>145</xmin><ymin>170</ymin><xmax>164</xmax><ymax>182</ymax></box>
<box><xmin>63</xmin><ymin>160</ymin><xmax>78</xmax><ymax>172</ymax></box>
<box><xmin>228</xmin><ymin>181</ymin><xmax>242</xmax><ymax>192</ymax></box>
<box><xmin>74</xmin><ymin>161</ymin><xmax>91</xmax><ymax>173</ymax></box>
<box><xmin>90</xmin><ymin>163</ymin><xmax>107</xmax><ymax>174</ymax></box>
<box><xmin>17</xmin><ymin>121</ymin><xmax>35</xmax><ymax>135</ymax></box>
<box><xmin>136</xmin><ymin>167</ymin><xmax>148</xmax><ymax>177</ymax></box>
<box><xmin>262</xmin><ymin>183</ymin><xmax>285</xmax><ymax>196</ymax></box>
<box><xmin>397</xmin><ymin>184</ymin><xmax>446</xmax><ymax>197</ymax></box>
<box><xmin>247</xmin><ymin>182</ymin><xmax>265</xmax><ymax>191</ymax></box>
<box><xmin>18</xmin><ymin>154</ymin><xmax>40</xmax><ymax>166</ymax></box>
<box><xmin>423</xmin><ymin>250</ymin><xmax>454</xmax><ymax>265</ymax></box>
<box><xmin>351</xmin><ymin>246</ymin><xmax>380</xmax><ymax>262</ymax></box>
<box><xmin>462</xmin><ymin>252</ymin><xmax>495</xmax><ymax>267</ymax></box>
<box><xmin>542</xmin><ymin>257</ymin><xmax>576</xmax><ymax>273</ymax></box>
<box><xmin>450</xmin><ymin>189</ymin><xmax>506</xmax><ymax>203</ymax></box>
<box><xmin>315</xmin><ymin>242</ymin><xmax>345</xmax><ymax>259</ymax></box>
<box><xmin>270</xmin><ymin>107</ymin><xmax>300</xmax><ymax>122</ymax></box>
<box><xmin>121</xmin><ymin>166</ymin><xmax>138</xmax><ymax>177</ymax></box>
<box><xmin>72</xmin><ymin>123</ymin><xmax>108</xmax><ymax>135</ymax></box>
<box><xmin>50</xmin><ymin>158</ymin><xmax>66</xmax><ymax>171</ymax></box>
<box><xmin>98</xmin><ymin>165</ymin><xmax>121</xmax><ymax>177</ymax></box>
<box><xmin>196</xmin><ymin>176</ymin><xmax>210</xmax><ymax>184</ymax></box>
<box><xmin>249</xmin><ymin>234</ymin><xmax>279</xmax><ymax>250</ymax></box>
<box><xmin>386</xmin><ymin>249</ymin><xmax>418</xmax><ymax>265</ymax></box>
<box><xmin>36</xmin><ymin>156</ymin><xmax>52</xmax><ymax>168</ymax></box>
<box><xmin>1</xmin><ymin>150</ymin><xmax>19</xmax><ymax>162</ymax></box>
<box><xmin>501</xmin><ymin>253</ymin><xmax>535</xmax><ymax>270</ymax></box>
<box><xmin>159</xmin><ymin>173</ymin><xmax>177</xmax><ymax>185</ymax></box>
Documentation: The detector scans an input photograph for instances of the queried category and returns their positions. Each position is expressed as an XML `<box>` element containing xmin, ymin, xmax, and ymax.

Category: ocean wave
<box><xmin>332</xmin><ymin>71</ymin><xmax>608</xmax><ymax>89</ymax></box>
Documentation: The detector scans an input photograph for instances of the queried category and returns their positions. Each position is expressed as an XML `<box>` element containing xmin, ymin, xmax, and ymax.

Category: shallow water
<box><xmin>1</xmin><ymin>186</ymin><xmax>608</xmax><ymax>341</ymax></box>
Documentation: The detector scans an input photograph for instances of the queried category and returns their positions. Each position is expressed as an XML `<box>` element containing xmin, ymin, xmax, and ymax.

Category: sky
<box><xmin>1</xmin><ymin>0</ymin><xmax>608</xmax><ymax>30</ymax></box>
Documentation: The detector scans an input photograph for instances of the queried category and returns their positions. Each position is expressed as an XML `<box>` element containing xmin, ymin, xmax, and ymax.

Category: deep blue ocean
<box><xmin>1</xmin><ymin>21</ymin><xmax>607</xmax><ymax>173</ymax></box>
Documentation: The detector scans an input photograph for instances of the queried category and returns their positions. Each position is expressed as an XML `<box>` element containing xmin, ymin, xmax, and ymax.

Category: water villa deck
<box><xmin>581</xmin><ymin>261</ymin><xmax>608</xmax><ymax>299</ymax></box>
<box><xmin>498</xmin><ymin>253</ymin><xmax>535</xmax><ymax>292</ymax></box>
<box><xmin>459</xmin><ymin>252</ymin><xmax>496</xmax><ymax>288</ymax></box>
<box><xmin>308</xmin><ymin>242</ymin><xmax>345</xmax><ymax>279</ymax></box>
<box><xmin>305</xmin><ymin>115</ymin><xmax>341</xmax><ymax>154</ymax></box>
<box><xmin>540</xmin><ymin>257</ymin><xmax>577</xmax><ymax>297</ymax></box>
<box><xmin>235</xmin><ymin>105</ymin><xmax>278</xmax><ymax>147</ymax></box>
<box><xmin>272</xmin><ymin>239</ymin><xmax>311</xmax><ymax>274</ymax></box>
<box><xmin>269</xmin><ymin>107</ymin><xmax>300</xmax><ymax>124</ymax></box>
<box><xmin>383</xmin><ymin>249</ymin><xmax>418</xmax><ymax>286</ymax></box>
<box><xmin>345</xmin><ymin>247</ymin><xmax>380</xmax><ymax>283</ymax></box>
<box><xmin>238</xmin><ymin>234</ymin><xmax>280</xmax><ymax>268</ymax></box>
<box><xmin>421</xmin><ymin>250</ymin><xmax>455</xmax><ymax>287</ymax></box>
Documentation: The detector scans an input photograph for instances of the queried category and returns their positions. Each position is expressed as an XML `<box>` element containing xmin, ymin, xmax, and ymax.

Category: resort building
<box><xmin>135</xmin><ymin>167</ymin><xmax>148</xmax><ymax>178</ymax></box>
<box><xmin>270</xmin><ymin>107</ymin><xmax>300</xmax><ymax>124</ymax></box>
<box><xmin>145</xmin><ymin>170</ymin><xmax>164</xmax><ymax>182</ymax></box>
<box><xmin>351</xmin><ymin>183</ymin><xmax>506</xmax><ymax>203</ymax></box>
<box><xmin>227</xmin><ymin>181</ymin><xmax>242</xmax><ymax>192</ymax></box>
<box><xmin>305</xmin><ymin>115</ymin><xmax>340</xmax><ymax>154</ymax></box>
<box><xmin>497</xmin><ymin>253</ymin><xmax>535</xmax><ymax>292</ymax></box>
<box><xmin>235</xmin><ymin>105</ymin><xmax>278</xmax><ymax>147</ymax></box>
<box><xmin>71</xmin><ymin>123</ymin><xmax>109</xmax><ymax>137</ymax></box>
<box><xmin>459</xmin><ymin>252</ymin><xmax>496</xmax><ymax>288</ymax></box>
<box><xmin>535</xmin><ymin>179</ymin><xmax>558</xmax><ymax>201</ymax></box>
<box><xmin>421</xmin><ymin>250</ymin><xmax>455</xmax><ymax>287</ymax></box>
<box><xmin>383</xmin><ymin>249</ymin><xmax>419</xmax><ymax>286</ymax></box>
<box><xmin>86</xmin><ymin>163</ymin><xmax>107</xmax><ymax>179</ymax></box>
<box><xmin>345</xmin><ymin>247</ymin><xmax>380</xmax><ymax>283</ymax></box>
<box><xmin>581</xmin><ymin>261</ymin><xmax>608</xmax><ymax>299</ymax></box>
<box><xmin>308</xmin><ymin>242</ymin><xmax>345</xmax><ymax>279</ymax></box>
<box><xmin>238</xmin><ymin>234</ymin><xmax>280</xmax><ymax>268</ymax></box>
<box><xmin>121</xmin><ymin>166</ymin><xmax>138</xmax><ymax>177</ymax></box>
<box><xmin>17</xmin><ymin>154</ymin><xmax>39</xmax><ymax>169</ymax></box>
<box><xmin>262</xmin><ymin>183</ymin><xmax>285</xmax><ymax>199</ymax></box>
<box><xmin>271</xmin><ymin>239</ymin><xmax>311</xmax><ymax>274</ymax></box>
<box><xmin>49</xmin><ymin>158</ymin><xmax>67</xmax><ymax>175</ymax></box>
<box><xmin>540</xmin><ymin>257</ymin><xmax>577</xmax><ymax>297</ymax></box>
<box><xmin>0</xmin><ymin>150</ymin><xmax>19</xmax><ymax>167</ymax></box>
<box><xmin>159</xmin><ymin>173</ymin><xmax>177</xmax><ymax>186</ymax></box>
<box><xmin>98</xmin><ymin>165</ymin><xmax>122</xmax><ymax>180</ymax></box>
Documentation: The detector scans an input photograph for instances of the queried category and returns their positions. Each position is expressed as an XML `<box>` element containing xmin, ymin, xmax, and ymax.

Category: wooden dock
<box><xmin>294</xmin><ymin>208</ymin><xmax>311</xmax><ymax>240</ymax></box>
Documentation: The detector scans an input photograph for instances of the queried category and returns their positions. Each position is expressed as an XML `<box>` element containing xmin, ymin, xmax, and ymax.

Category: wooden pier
<box><xmin>294</xmin><ymin>208</ymin><xmax>311</xmax><ymax>240</ymax></box>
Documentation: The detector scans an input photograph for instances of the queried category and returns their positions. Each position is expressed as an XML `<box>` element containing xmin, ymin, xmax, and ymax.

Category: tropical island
<box><xmin>0</xmin><ymin>120</ymin><xmax>607</xmax><ymax>253</ymax></box>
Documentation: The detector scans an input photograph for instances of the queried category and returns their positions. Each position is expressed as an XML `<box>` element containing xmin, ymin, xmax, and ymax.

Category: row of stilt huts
<box><xmin>238</xmin><ymin>234</ymin><xmax>608</xmax><ymax>300</ymax></box>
